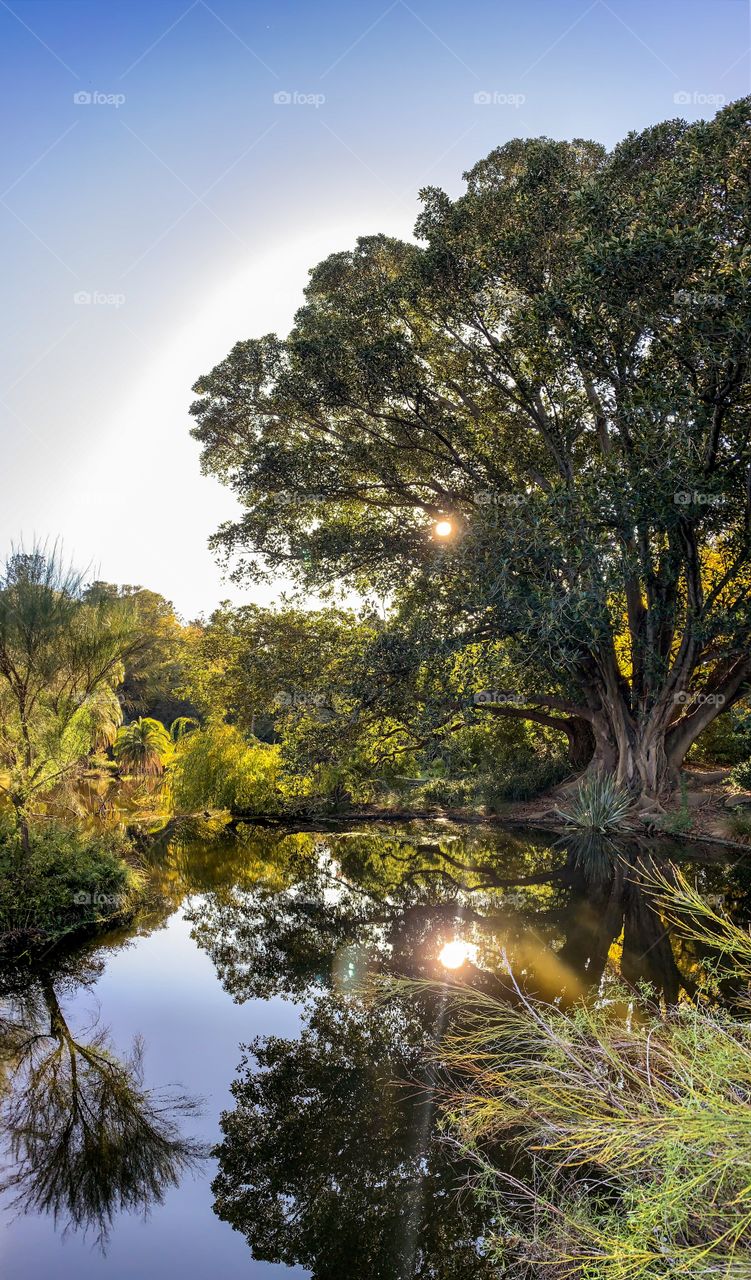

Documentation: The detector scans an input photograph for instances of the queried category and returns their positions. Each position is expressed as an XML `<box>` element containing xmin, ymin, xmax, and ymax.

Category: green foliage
<box><xmin>0</xmin><ymin>818</ymin><xmax>142</xmax><ymax>951</ymax></box>
<box><xmin>168</xmin><ymin>722</ymin><xmax>283</xmax><ymax>814</ymax></box>
<box><xmin>169</xmin><ymin>716</ymin><xmax>199</xmax><ymax>742</ymax></box>
<box><xmin>660</xmin><ymin>777</ymin><xmax>694</xmax><ymax>835</ymax></box>
<box><xmin>481</xmin><ymin>755</ymin><xmax>571</xmax><ymax>807</ymax></box>
<box><xmin>728</xmin><ymin>809</ymin><xmax>751</xmax><ymax>839</ymax></box>
<box><xmin>688</xmin><ymin>705</ymin><xmax>751</xmax><ymax>765</ymax></box>
<box><xmin>0</xmin><ymin>546</ymin><xmax>141</xmax><ymax>835</ymax></box>
<box><xmin>731</xmin><ymin>758</ymin><xmax>751</xmax><ymax>790</ymax></box>
<box><xmin>84</xmin><ymin>582</ymin><xmax>200</xmax><ymax>724</ymax></box>
<box><xmin>114</xmin><ymin>717</ymin><xmax>172</xmax><ymax>777</ymax></box>
<box><xmin>558</xmin><ymin>775</ymin><xmax>633</xmax><ymax>831</ymax></box>
<box><xmin>190</xmin><ymin>100</ymin><xmax>751</xmax><ymax>795</ymax></box>
<box><xmin>414</xmin><ymin>777</ymin><xmax>476</xmax><ymax>808</ymax></box>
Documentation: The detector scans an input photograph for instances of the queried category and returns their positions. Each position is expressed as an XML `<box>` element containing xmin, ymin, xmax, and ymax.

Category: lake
<box><xmin>0</xmin><ymin>821</ymin><xmax>745</xmax><ymax>1278</ymax></box>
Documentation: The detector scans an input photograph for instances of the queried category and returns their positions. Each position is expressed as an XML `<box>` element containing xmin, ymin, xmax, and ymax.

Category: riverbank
<box><xmin>221</xmin><ymin>766</ymin><xmax>751</xmax><ymax>852</ymax></box>
<box><xmin>0</xmin><ymin>821</ymin><xmax>147</xmax><ymax>958</ymax></box>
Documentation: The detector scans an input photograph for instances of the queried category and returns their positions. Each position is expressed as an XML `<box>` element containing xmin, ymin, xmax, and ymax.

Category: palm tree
<box><xmin>80</xmin><ymin>683</ymin><xmax>124</xmax><ymax>753</ymax></box>
<box><xmin>169</xmin><ymin>716</ymin><xmax>199</xmax><ymax>743</ymax></box>
<box><xmin>113</xmin><ymin>717</ymin><xmax>171</xmax><ymax>777</ymax></box>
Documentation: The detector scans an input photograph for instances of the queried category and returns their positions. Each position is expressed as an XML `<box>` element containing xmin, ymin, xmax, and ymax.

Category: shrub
<box><xmin>481</xmin><ymin>755</ymin><xmax>570</xmax><ymax>808</ymax></box>
<box><xmin>688</xmin><ymin>711</ymin><xmax>751</xmax><ymax>765</ymax></box>
<box><xmin>730</xmin><ymin>757</ymin><xmax>751</xmax><ymax>790</ymax></box>
<box><xmin>728</xmin><ymin>809</ymin><xmax>751</xmax><ymax>839</ymax></box>
<box><xmin>0</xmin><ymin>820</ymin><xmax>141</xmax><ymax>952</ymax></box>
<box><xmin>168</xmin><ymin>722</ymin><xmax>283</xmax><ymax>815</ymax></box>
<box><xmin>414</xmin><ymin>778</ymin><xmax>477</xmax><ymax>808</ymax></box>
<box><xmin>557</xmin><ymin>774</ymin><xmax>633</xmax><ymax>831</ymax></box>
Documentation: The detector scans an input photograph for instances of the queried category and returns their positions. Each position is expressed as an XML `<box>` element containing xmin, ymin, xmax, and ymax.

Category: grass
<box><xmin>0</xmin><ymin>818</ymin><xmax>144</xmax><ymax>955</ymax></box>
<box><xmin>410</xmin><ymin>865</ymin><xmax>751</xmax><ymax>1280</ymax></box>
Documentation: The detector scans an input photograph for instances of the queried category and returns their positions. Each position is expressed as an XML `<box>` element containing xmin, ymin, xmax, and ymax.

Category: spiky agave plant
<box><xmin>557</xmin><ymin>774</ymin><xmax>633</xmax><ymax>832</ymax></box>
<box><xmin>113</xmin><ymin>717</ymin><xmax>171</xmax><ymax>777</ymax></box>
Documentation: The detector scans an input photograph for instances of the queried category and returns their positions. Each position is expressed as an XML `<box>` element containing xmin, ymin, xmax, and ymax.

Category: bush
<box><xmin>689</xmin><ymin>713</ymin><xmax>751</xmax><ymax>765</ymax></box>
<box><xmin>414</xmin><ymin>778</ymin><xmax>477</xmax><ymax>808</ymax></box>
<box><xmin>168</xmin><ymin>722</ymin><xmax>283</xmax><ymax>815</ymax></box>
<box><xmin>481</xmin><ymin>755</ymin><xmax>570</xmax><ymax>808</ymax></box>
<box><xmin>729</xmin><ymin>809</ymin><xmax>751</xmax><ymax>840</ymax></box>
<box><xmin>730</xmin><ymin>757</ymin><xmax>751</xmax><ymax>790</ymax></box>
<box><xmin>0</xmin><ymin>820</ymin><xmax>142</xmax><ymax>953</ymax></box>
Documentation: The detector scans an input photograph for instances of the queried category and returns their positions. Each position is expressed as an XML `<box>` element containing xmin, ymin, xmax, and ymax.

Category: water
<box><xmin>0</xmin><ymin>821</ymin><xmax>744</xmax><ymax>1278</ymax></box>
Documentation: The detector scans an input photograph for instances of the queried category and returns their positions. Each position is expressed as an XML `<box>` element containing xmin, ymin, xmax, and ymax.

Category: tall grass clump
<box><xmin>427</xmin><ymin>868</ymin><xmax>751</xmax><ymax>1280</ymax></box>
<box><xmin>557</xmin><ymin>775</ymin><xmax>633</xmax><ymax>831</ymax></box>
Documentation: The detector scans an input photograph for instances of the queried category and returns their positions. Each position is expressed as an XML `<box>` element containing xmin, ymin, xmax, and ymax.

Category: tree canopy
<box><xmin>191</xmin><ymin>100</ymin><xmax>751</xmax><ymax>800</ymax></box>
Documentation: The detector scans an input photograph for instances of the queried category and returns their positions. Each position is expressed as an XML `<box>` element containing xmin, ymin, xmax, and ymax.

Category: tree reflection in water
<box><xmin>0</xmin><ymin>966</ymin><xmax>206</xmax><ymax>1247</ymax></box>
<box><xmin>214</xmin><ymin>994</ymin><xmax>498</xmax><ymax>1279</ymax></box>
<box><xmin>0</xmin><ymin>824</ymin><xmax>738</xmax><ymax>1273</ymax></box>
<box><xmin>185</xmin><ymin>825</ymin><xmax>736</xmax><ymax>1278</ymax></box>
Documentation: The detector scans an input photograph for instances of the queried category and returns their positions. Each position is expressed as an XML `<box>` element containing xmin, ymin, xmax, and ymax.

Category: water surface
<box><xmin>0</xmin><ymin>821</ymin><xmax>745</xmax><ymax>1278</ymax></box>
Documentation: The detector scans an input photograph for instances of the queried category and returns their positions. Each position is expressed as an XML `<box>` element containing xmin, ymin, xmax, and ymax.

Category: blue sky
<box><xmin>1</xmin><ymin>0</ymin><xmax>749</xmax><ymax>618</ymax></box>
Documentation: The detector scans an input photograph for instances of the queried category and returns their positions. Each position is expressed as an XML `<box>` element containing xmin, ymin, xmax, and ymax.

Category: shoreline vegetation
<box><xmin>0</xmin><ymin>820</ymin><xmax>146</xmax><ymax>958</ymax></box>
<box><xmin>394</xmin><ymin>865</ymin><xmax>751</xmax><ymax>1280</ymax></box>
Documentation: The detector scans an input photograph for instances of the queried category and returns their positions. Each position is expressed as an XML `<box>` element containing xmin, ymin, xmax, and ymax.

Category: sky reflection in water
<box><xmin>0</xmin><ymin>823</ymin><xmax>745</xmax><ymax>1279</ymax></box>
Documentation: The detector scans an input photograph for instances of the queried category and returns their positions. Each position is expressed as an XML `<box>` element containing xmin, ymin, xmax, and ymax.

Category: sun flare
<box><xmin>439</xmin><ymin>939</ymin><xmax>472</xmax><ymax>969</ymax></box>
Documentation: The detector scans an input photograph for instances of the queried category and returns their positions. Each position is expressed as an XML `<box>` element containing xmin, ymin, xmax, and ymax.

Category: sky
<box><xmin>1</xmin><ymin>0</ymin><xmax>749</xmax><ymax>620</ymax></box>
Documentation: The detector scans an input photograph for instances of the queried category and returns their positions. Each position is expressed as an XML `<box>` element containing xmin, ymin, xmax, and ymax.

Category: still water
<box><xmin>0</xmin><ymin>822</ymin><xmax>745</xmax><ymax>1278</ymax></box>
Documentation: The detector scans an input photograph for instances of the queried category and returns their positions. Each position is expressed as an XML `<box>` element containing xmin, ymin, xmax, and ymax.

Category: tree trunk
<box><xmin>584</xmin><ymin>694</ymin><xmax>729</xmax><ymax>802</ymax></box>
<box><xmin>12</xmin><ymin>798</ymin><xmax>31</xmax><ymax>858</ymax></box>
<box><xmin>563</xmin><ymin>717</ymin><xmax>596</xmax><ymax>771</ymax></box>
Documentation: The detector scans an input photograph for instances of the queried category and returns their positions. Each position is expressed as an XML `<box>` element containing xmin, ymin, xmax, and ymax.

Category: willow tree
<box><xmin>191</xmin><ymin>99</ymin><xmax>751</xmax><ymax>801</ymax></box>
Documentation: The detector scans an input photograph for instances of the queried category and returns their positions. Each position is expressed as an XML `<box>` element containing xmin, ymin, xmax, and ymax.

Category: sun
<box><xmin>434</xmin><ymin>520</ymin><xmax>453</xmax><ymax>538</ymax></box>
<box><xmin>439</xmin><ymin>939</ymin><xmax>471</xmax><ymax>969</ymax></box>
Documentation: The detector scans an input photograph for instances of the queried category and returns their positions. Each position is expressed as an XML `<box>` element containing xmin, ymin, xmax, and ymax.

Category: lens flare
<box><xmin>439</xmin><ymin>939</ymin><xmax>471</xmax><ymax>969</ymax></box>
<box><xmin>434</xmin><ymin>520</ymin><xmax>453</xmax><ymax>538</ymax></box>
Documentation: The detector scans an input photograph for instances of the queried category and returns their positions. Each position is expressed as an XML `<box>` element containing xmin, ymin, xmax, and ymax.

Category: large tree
<box><xmin>191</xmin><ymin>100</ymin><xmax>751</xmax><ymax>801</ymax></box>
